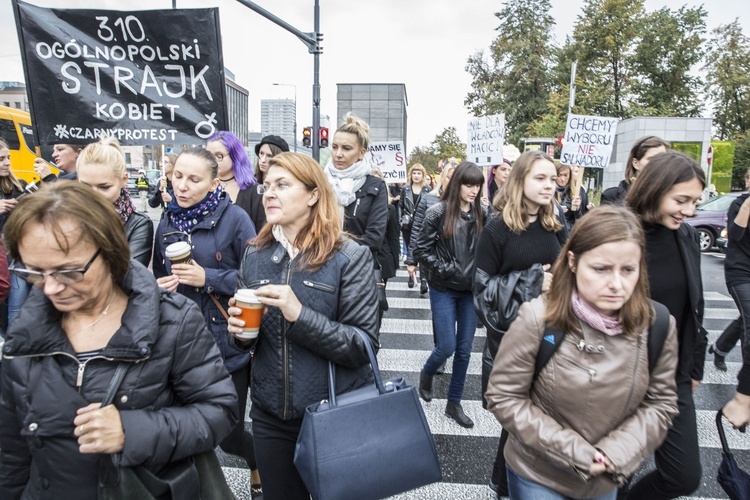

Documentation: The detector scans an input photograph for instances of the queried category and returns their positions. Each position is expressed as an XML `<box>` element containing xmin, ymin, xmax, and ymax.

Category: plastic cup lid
<box><xmin>165</xmin><ymin>241</ymin><xmax>191</xmax><ymax>258</ymax></box>
<box><xmin>235</xmin><ymin>288</ymin><xmax>260</xmax><ymax>303</ymax></box>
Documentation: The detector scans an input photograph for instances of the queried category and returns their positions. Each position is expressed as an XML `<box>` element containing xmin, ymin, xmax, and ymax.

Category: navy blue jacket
<box><xmin>153</xmin><ymin>193</ymin><xmax>256</xmax><ymax>373</ymax></box>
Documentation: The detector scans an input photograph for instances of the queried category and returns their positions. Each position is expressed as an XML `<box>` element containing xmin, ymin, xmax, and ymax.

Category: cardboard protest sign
<box><xmin>467</xmin><ymin>113</ymin><xmax>505</xmax><ymax>166</ymax></box>
<box><xmin>368</xmin><ymin>141</ymin><xmax>406</xmax><ymax>184</ymax></box>
<box><xmin>13</xmin><ymin>1</ymin><xmax>227</xmax><ymax>146</ymax></box>
<box><xmin>560</xmin><ymin>114</ymin><xmax>618</xmax><ymax>168</ymax></box>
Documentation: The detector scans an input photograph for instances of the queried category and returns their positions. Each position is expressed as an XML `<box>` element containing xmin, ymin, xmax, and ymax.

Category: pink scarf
<box><xmin>571</xmin><ymin>289</ymin><xmax>624</xmax><ymax>336</ymax></box>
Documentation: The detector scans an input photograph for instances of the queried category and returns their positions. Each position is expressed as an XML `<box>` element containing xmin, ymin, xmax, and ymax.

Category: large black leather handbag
<box><xmin>294</xmin><ymin>329</ymin><xmax>442</xmax><ymax>500</ymax></box>
<box><xmin>97</xmin><ymin>364</ymin><xmax>235</xmax><ymax>500</ymax></box>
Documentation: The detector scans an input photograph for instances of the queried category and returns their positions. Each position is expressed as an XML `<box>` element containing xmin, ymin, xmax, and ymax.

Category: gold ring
<box><xmin>79</xmin><ymin>424</ymin><xmax>85</xmax><ymax>434</ymax></box>
<box><xmin>276</xmin><ymin>291</ymin><xmax>281</xmax><ymax>299</ymax></box>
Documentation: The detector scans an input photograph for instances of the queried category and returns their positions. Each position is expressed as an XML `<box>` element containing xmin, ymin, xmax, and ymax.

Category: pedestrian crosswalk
<box><xmin>218</xmin><ymin>268</ymin><xmax>748</xmax><ymax>499</ymax></box>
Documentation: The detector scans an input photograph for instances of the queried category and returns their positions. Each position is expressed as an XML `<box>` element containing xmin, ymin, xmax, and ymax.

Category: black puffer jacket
<box><xmin>413</xmin><ymin>201</ymin><xmax>485</xmax><ymax>292</ymax></box>
<box><xmin>229</xmin><ymin>239</ymin><xmax>379</xmax><ymax>421</ymax></box>
<box><xmin>0</xmin><ymin>262</ymin><xmax>238</xmax><ymax>500</ymax></box>
<box><xmin>124</xmin><ymin>211</ymin><xmax>154</xmax><ymax>267</ymax></box>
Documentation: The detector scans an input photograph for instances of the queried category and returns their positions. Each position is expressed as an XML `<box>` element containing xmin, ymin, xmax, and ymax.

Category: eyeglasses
<box><xmin>257</xmin><ymin>181</ymin><xmax>305</xmax><ymax>195</ymax></box>
<box><xmin>10</xmin><ymin>249</ymin><xmax>102</xmax><ymax>285</ymax></box>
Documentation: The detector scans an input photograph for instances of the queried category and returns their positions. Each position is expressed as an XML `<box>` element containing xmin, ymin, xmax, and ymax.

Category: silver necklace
<box><xmin>65</xmin><ymin>290</ymin><xmax>117</xmax><ymax>337</ymax></box>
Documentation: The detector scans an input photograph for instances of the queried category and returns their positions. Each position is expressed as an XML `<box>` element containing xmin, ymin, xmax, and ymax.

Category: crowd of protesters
<box><xmin>0</xmin><ymin>124</ymin><xmax>748</xmax><ymax>500</ymax></box>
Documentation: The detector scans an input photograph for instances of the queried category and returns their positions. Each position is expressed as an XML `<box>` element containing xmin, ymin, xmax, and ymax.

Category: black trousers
<box><xmin>715</xmin><ymin>316</ymin><xmax>741</xmax><ymax>356</ymax></box>
<box><xmin>219</xmin><ymin>363</ymin><xmax>257</xmax><ymax>470</ymax></box>
<box><xmin>626</xmin><ymin>378</ymin><xmax>701</xmax><ymax>498</ymax></box>
<box><xmin>729</xmin><ymin>282</ymin><xmax>750</xmax><ymax>368</ymax></box>
<box><xmin>251</xmin><ymin>406</ymin><xmax>309</xmax><ymax>500</ymax></box>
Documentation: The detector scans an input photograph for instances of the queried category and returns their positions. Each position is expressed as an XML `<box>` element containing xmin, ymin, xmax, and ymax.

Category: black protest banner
<box><xmin>13</xmin><ymin>1</ymin><xmax>227</xmax><ymax>146</ymax></box>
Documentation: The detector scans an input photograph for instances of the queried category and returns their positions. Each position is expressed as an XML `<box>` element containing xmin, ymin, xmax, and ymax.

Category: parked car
<box><xmin>686</xmin><ymin>192</ymin><xmax>741</xmax><ymax>252</ymax></box>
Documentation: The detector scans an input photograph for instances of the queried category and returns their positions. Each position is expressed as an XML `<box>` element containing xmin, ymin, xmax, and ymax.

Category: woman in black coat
<box><xmin>0</xmin><ymin>182</ymin><xmax>237</xmax><ymax>499</ymax></box>
<box><xmin>625</xmin><ymin>151</ymin><xmax>707</xmax><ymax>498</ymax></box>
<box><xmin>76</xmin><ymin>137</ymin><xmax>154</xmax><ymax>267</ymax></box>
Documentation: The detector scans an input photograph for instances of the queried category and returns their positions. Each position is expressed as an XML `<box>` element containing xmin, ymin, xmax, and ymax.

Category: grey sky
<box><xmin>0</xmin><ymin>0</ymin><xmax>747</xmax><ymax>149</ymax></box>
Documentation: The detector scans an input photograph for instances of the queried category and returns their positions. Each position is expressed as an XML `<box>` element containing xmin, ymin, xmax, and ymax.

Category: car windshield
<box><xmin>697</xmin><ymin>195</ymin><xmax>737</xmax><ymax>212</ymax></box>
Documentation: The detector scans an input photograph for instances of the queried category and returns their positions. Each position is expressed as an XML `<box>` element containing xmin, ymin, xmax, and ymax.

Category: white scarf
<box><xmin>324</xmin><ymin>157</ymin><xmax>371</xmax><ymax>208</ymax></box>
<box><xmin>272</xmin><ymin>224</ymin><xmax>300</xmax><ymax>260</ymax></box>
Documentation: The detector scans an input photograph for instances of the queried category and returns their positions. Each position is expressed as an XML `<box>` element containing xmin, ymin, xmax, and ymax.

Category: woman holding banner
<box><xmin>555</xmin><ymin>164</ymin><xmax>590</xmax><ymax>229</ymax></box>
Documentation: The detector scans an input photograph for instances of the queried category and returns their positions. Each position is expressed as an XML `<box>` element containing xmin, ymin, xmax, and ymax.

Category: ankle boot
<box><xmin>445</xmin><ymin>400</ymin><xmax>474</xmax><ymax>428</ymax></box>
<box><xmin>419</xmin><ymin>369</ymin><xmax>433</xmax><ymax>402</ymax></box>
<box><xmin>420</xmin><ymin>280</ymin><xmax>429</xmax><ymax>295</ymax></box>
<box><xmin>709</xmin><ymin>345</ymin><xmax>728</xmax><ymax>371</ymax></box>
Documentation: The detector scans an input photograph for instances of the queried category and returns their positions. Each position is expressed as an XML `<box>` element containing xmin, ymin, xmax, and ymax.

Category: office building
<box><xmin>261</xmin><ymin>99</ymin><xmax>296</xmax><ymax>151</ymax></box>
<box><xmin>336</xmin><ymin>83</ymin><xmax>408</xmax><ymax>150</ymax></box>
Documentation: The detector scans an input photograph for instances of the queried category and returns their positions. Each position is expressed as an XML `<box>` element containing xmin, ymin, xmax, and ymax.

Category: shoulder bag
<box><xmin>97</xmin><ymin>363</ymin><xmax>235</xmax><ymax>500</ymax></box>
<box><xmin>294</xmin><ymin>328</ymin><xmax>442</xmax><ymax>500</ymax></box>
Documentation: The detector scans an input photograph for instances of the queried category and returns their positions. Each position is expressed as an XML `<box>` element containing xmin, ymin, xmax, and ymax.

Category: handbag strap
<box><xmin>102</xmin><ymin>363</ymin><xmax>129</xmax><ymax>407</ymax></box>
<box><xmin>327</xmin><ymin>327</ymin><xmax>387</xmax><ymax>408</ymax></box>
<box><xmin>210</xmin><ymin>294</ymin><xmax>230</xmax><ymax>321</ymax></box>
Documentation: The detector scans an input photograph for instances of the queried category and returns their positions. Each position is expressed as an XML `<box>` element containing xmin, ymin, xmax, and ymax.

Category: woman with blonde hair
<box><xmin>486</xmin><ymin>206</ymin><xmax>678</xmax><ymax>499</ymax></box>
<box><xmin>76</xmin><ymin>137</ymin><xmax>154</xmax><ymax>267</ymax></box>
<box><xmin>555</xmin><ymin>163</ymin><xmax>590</xmax><ymax>229</ymax></box>
<box><xmin>406</xmin><ymin>164</ymin><xmax>456</xmax><ymax>295</ymax></box>
<box><xmin>400</xmin><ymin>163</ymin><xmax>430</xmax><ymax>287</ymax></box>
<box><xmin>473</xmin><ymin>150</ymin><xmax>568</xmax><ymax>496</ymax></box>
<box><xmin>227</xmin><ymin>152</ymin><xmax>379</xmax><ymax>499</ymax></box>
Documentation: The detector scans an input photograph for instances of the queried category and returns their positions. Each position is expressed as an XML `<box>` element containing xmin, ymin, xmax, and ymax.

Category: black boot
<box><xmin>420</xmin><ymin>280</ymin><xmax>428</xmax><ymax>295</ymax></box>
<box><xmin>445</xmin><ymin>400</ymin><xmax>474</xmax><ymax>428</ymax></box>
<box><xmin>419</xmin><ymin>370</ymin><xmax>433</xmax><ymax>402</ymax></box>
<box><xmin>407</xmin><ymin>275</ymin><xmax>415</xmax><ymax>288</ymax></box>
<box><xmin>709</xmin><ymin>345</ymin><xmax>728</xmax><ymax>371</ymax></box>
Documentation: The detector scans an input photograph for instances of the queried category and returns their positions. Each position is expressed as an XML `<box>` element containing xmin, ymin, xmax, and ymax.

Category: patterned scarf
<box><xmin>113</xmin><ymin>188</ymin><xmax>137</xmax><ymax>225</ymax></box>
<box><xmin>167</xmin><ymin>185</ymin><xmax>224</xmax><ymax>233</ymax></box>
<box><xmin>571</xmin><ymin>288</ymin><xmax>624</xmax><ymax>336</ymax></box>
<box><xmin>272</xmin><ymin>224</ymin><xmax>300</xmax><ymax>260</ymax></box>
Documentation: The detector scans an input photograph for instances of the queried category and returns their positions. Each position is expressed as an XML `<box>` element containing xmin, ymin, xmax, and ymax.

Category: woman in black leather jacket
<box><xmin>76</xmin><ymin>137</ymin><xmax>154</xmax><ymax>267</ymax></box>
<box><xmin>413</xmin><ymin>162</ymin><xmax>485</xmax><ymax>429</ymax></box>
<box><xmin>227</xmin><ymin>152</ymin><xmax>379</xmax><ymax>500</ymax></box>
<box><xmin>399</xmin><ymin>163</ymin><xmax>430</xmax><ymax>286</ymax></box>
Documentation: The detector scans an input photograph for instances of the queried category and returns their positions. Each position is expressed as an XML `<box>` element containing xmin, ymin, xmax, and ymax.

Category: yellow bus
<box><xmin>0</xmin><ymin>105</ymin><xmax>58</xmax><ymax>183</ymax></box>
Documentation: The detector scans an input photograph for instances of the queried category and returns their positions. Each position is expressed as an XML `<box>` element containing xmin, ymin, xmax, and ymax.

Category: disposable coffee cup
<box><xmin>234</xmin><ymin>289</ymin><xmax>263</xmax><ymax>339</ymax></box>
<box><xmin>165</xmin><ymin>241</ymin><xmax>192</xmax><ymax>266</ymax></box>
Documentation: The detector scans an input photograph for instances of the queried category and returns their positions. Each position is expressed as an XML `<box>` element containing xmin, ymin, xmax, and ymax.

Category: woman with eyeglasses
<box><xmin>151</xmin><ymin>147</ymin><xmax>260</xmax><ymax>495</ymax></box>
<box><xmin>226</xmin><ymin>152</ymin><xmax>379</xmax><ymax>499</ymax></box>
<box><xmin>0</xmin><ymin>181</ymin><xmax>238</xmax><ymax>499</ymax></box>
<box><xmin>76</xmin><ymin>137</ymin><xmax>154</xmax><ymax>267</ymax></box>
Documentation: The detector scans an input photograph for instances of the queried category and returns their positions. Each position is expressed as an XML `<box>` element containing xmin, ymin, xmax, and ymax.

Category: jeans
<box><xmin>251</xmin><ymin>406</ymin><xmax>309</xmax><ymax>500</ymax></box>
<box><xmin>7</xmin><ymin>271</ymin><xmax>30</xmax><ymax>327</ymax></box>
<box><xmin>423</xmin><ymin>286</ymin><xmax>477</xmax><ymax>402</ymax></box>
<box><xmin>507</xmin><ymin>466</ymin><xmax>617</xmax><ymax>500</ymax></box>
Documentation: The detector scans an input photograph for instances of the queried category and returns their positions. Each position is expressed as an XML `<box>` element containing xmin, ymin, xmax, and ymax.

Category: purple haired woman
<box><xmin>206</xmin><ymin>131</ymin><xmax>258</xmax><ymax>221</ymax></box>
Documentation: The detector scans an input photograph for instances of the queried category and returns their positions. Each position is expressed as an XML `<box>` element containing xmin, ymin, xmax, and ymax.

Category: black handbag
<box><xmin>716</xmin><ymin>410</ymin><xmax>750</xmax><ymax>500</ymax></box>
<box><xmin>97</xmin><ymin>364</ymin><xmax>235</xmax><ymax>500</ymax></box>
<box><xmin>373</xmin><ymin>267</ymin><xmax>389</xmax><ymax>311</ymax></box>
<box><xmin>294</xmin><ymin>328</ymin><xmax>442</xmax><ymax>500</ymax></box>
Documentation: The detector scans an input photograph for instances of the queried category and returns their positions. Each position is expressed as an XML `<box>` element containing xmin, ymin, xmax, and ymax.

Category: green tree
<box><xmin>408</xmin><ymin>127</ymin><xmax>467</xmax><ymax>174</ymax></box>
<box><xmin>572</xmin><ymin>0</ymin><xmax>644</xmax><ymax>117</ymax></box>
<box><xmin>632</xmin><ymin>6</ymin><xmax>706</xmax><ymax>116</ymax></box>
<box><xmin>704</xmin><ymin>20</ymin><xmax>750</xmax><ymax>139</ymax></box>
<box><xmin>734</xmin><ymin>133</ymin><xmax>750</xmax><ymax>189</ymax></box>
<box><xmin>465</xmin><ymin>0</ymin><xmax>554</xmax><ymax>145</ymax></box>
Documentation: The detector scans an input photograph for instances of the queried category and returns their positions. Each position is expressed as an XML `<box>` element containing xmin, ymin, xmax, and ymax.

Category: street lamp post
<box><xmin>273</xmin><ymin>83</ymin><xmax>297</xmax><ymax>152</ymax></box>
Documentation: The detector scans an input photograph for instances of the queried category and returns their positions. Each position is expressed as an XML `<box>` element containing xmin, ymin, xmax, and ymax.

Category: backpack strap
<box><xmin>533</xmin><ymin>325</ymin><xmax>565</xmax><ymax>380</ymax></box>
<box><xmin>647</xmin><ymin>300</ymin><xmax>670</xmax><ymax>373</ymax></box>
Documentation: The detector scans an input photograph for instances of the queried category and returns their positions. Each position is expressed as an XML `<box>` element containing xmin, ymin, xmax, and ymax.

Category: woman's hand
<box><xmin>171</xmin><ymin>261</ymin><xmax>206</xmax><ymax>288</ymax></box>
<box><xmin>161</xmin><ymin>191</ymin><xmax>173</xmax><ymax>203</ymax></box>
<box><xmin>33</xmin><ymin>157</ymin><xmax>53</xmax><ymax>179</ymax></box>
<box><xmin>227</xmin><ymin>297</ymin><xmax>267</xmax><ymax>339</ymax></box>
<box><xmin>0</xmin><ymin>198</ymin><xmax>17</xmax><ymax>215</ymax></box>
<box><xmin>588</xmin><ymin>450</ymin><xmax>613</xmax><ymax>476</ymax></box>
<box><xmin>159</xmin><ymin>176</ymin><xmax>168</xmax><ymax>190</ymax></box>
<box><xmin>255</xmin><ymin>284</ymin><xmax>302</xmax><ymax>323</ymax></box>
<box><xmin>723</xmin><ymin>393</ymin><xmax>750</xmax><ymax>430</ymax></box>
<box><xmin>571</xmin><ymin>195</ymin><xmax>582</xmax><ymax>211</ymax></box>
<box><xmin>542</xmin><ymin>264</ymin><xmax>553</xmax><ymax>293</ymax></box>
<box><xmin>74</xmin><ymin>403</ymin><xmax>125</xmax><ymax>454</ymax></box>
<box><xmin>156</xmin><ymin>275</ymin><xmax>179</xmax><ymax>292</ymax></box>
<box><xmin>481</xmin><ymin>195</ymin><xmax>490</xmax><ymax>206</ymax></box>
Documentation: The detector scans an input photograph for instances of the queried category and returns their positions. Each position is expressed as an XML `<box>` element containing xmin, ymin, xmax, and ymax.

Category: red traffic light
<box><xmin>319</xmin><ymin>127</ymin><xmax>329</xmax><ymax>148</ymax></box>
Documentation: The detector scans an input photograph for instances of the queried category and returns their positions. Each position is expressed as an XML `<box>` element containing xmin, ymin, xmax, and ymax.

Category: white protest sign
<box><xmin>368</xmin><ymin>141</ymin><xmax>406</xmax><ymax>184</ymax></box>
<box><xmin>467</xmin><ymin>113</ymin><xmax>505</xmax><ymax>166</ymax></box>
<box><xmin>560</xmin><ymin>114</ymin><xmax>619</xmax><ymax>168</ymax></box>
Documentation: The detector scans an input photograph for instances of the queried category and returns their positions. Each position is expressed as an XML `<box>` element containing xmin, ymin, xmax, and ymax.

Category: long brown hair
<box><xmin>495</xmin><ymin>150</ymin><xmax>562</xmax><ymax>234</ymax></box>
<box><xmin>545</xmin><ymin>206</ymin><xmax>651</xmax><ymax>336</ymax></box>
<box><xmin>438</xmin><ymin>162</ymin><xmax>484</xmax><ymax>239</ymax></box>
<box><xmin>253</xmin><ymin>153</ymin><xmax>344</xmax><ymax>271</ymax></box>
<box><xmin>0</xmin><ymin>139</ymin><xmax>24</xmax><ymax>194</ymax></box>
<box><xmin>624</xmin><ymin>135</ymin><xmax>670</xmax><ymax>184</ymax></box>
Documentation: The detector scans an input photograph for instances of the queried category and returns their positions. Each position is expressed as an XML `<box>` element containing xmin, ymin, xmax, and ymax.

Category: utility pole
<box><xmin>235</xmin><ymin>0</ymin><xmax>323</xmax><ymax>161</ymax></box>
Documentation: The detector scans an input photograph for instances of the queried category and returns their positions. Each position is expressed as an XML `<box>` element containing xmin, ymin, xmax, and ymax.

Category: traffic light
<box><xmin>319</xmin><ymin>127</ymin><xmax>329</xmax><ymax>148</ymax></box>
<box><xmin>302</xmin><ymin>127</ymin><xmax>312</xmax><ymax>148</ymax></box>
